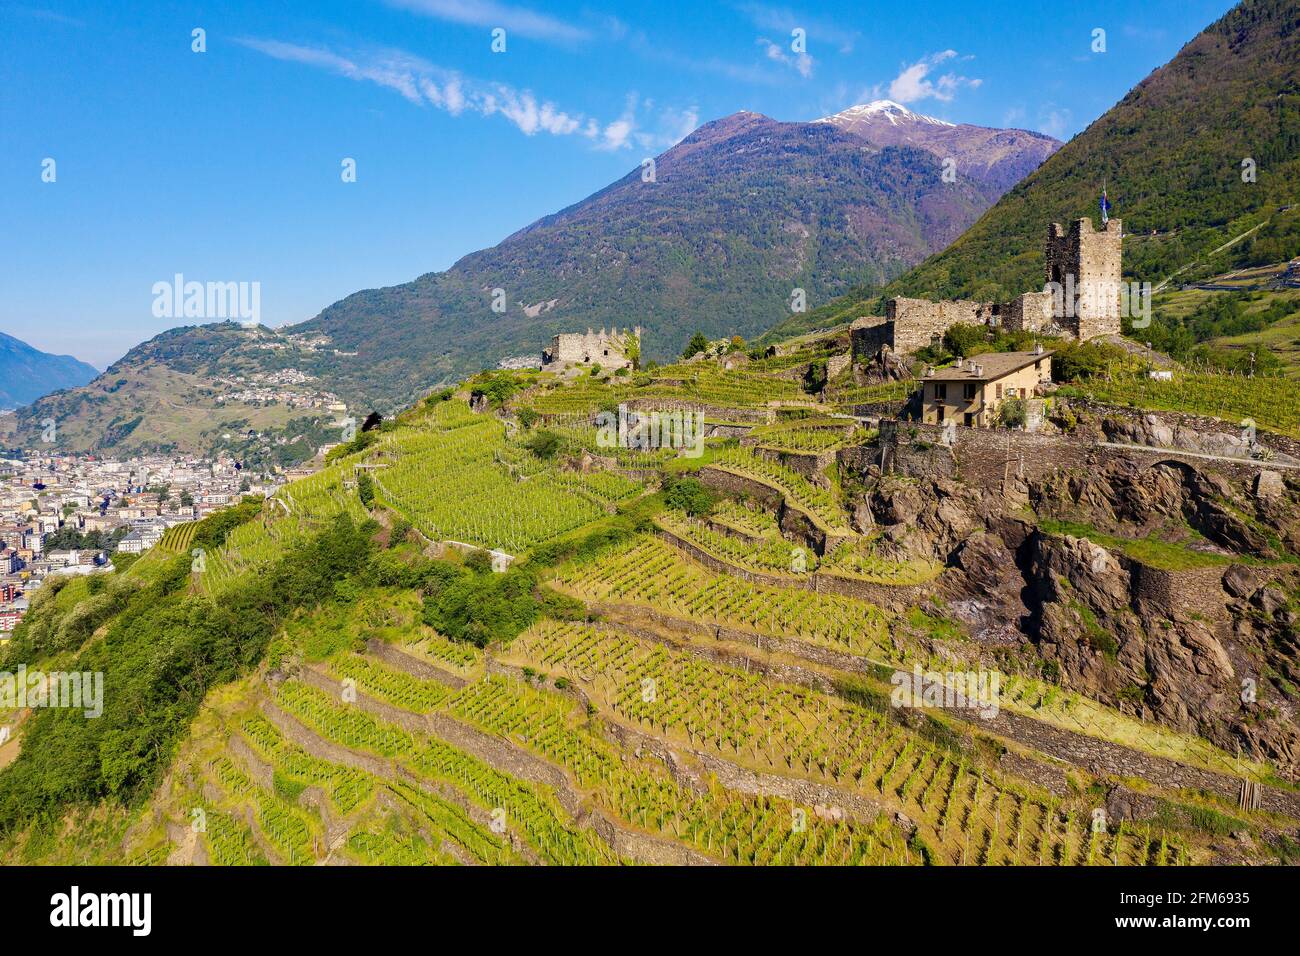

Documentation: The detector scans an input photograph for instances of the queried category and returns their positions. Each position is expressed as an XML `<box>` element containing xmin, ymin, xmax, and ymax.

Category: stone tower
<box><xmin>1044</xmin><ymin>218</ymin><xmax>1123</xmax><ymax>339</ymax></box>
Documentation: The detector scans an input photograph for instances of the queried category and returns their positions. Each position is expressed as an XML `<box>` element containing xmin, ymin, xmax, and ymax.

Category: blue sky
<box><xmin>1</xmin><ymin>0</ymin><xmax>1236</xmax><ymax>368</ymax></box>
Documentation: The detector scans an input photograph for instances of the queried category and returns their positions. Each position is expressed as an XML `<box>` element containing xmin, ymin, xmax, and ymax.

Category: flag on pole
<box><xmin>1100</xmin><ymin>186</ymin><xmax>1112</xmax><ymax>225</ymax></box>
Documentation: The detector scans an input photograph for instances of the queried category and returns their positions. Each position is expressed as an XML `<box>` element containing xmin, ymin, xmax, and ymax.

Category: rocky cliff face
<box><xmin>848</xmin><ymin>451</ymin><xmax>1300</xmax><ymax>778</ymax></box>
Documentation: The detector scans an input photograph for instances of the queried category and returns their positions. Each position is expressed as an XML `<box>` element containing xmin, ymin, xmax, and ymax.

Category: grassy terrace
<box><xmin>658</xmin><ymin>509</ymin><xmax>942</xmax><ymax>585</ymax></box>
<box><xmin>1058</xmin><ymin>370</ymin><xmax>1300</xmax><ymax>439</ymax></box>
<box><xmin>1036</xmin><ymin>519</ymin><xmax>1234</xmax><ymax>571</ymax></box>
<box><xmin>554</xmin><ymin>535</ymin><xmax>1275</xmax><ymax>783</ymax></box>
<box><xmin>502</xmin><ymin>619</ymin><xmax>1193</xmax><ymax>865</ymax></box>
<box><xmin>747</xmin><ymin>417</ymin><xmax>864</xmax><ymax>453</ymax></box>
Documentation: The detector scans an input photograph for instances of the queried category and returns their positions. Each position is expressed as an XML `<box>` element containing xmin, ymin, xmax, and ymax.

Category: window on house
<box><xmin>995</xmin><ymin>383</ymin><xmax>1003</xmax><ymax>400</ymax></box>
<box><xmin>964</xmin><ymin>383</ymin><xmax>976</xmax><ymax>401</ymax></box>
<box><xmin>935</xmin><ymin>383</ymin><xmax>947</xmax><ymax>401</ymax></box>
<box><xmin>964</xmin><ymin>413</ymin><xmax>975</xmax><ymax>427</ymax></box>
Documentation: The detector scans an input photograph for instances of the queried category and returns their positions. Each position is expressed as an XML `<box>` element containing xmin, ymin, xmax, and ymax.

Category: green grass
<box><xmin>1057</xmin><ymin>370</ymin><xmax>1300</xmax><ymax>439</ymax></box>
<box><xmin>1038</xmin><ymin>518</ymin><xmax>1230</xmax><ymax>571</ymax></box>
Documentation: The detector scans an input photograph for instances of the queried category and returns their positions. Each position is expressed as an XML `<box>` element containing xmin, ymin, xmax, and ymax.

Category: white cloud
<box><xmin>382</xmin><ymin>0</ymin><xmax>590</xmax><ymax>43</ymax></box>
<box><xmin>1036</xmin><ymin>105</ymin><xmax>1072</xmax><ymax>140</ymax></box>
<box><xmin>757</xmin><ymin>37</ymin><xmax>813</xmax><ymax>78</ymax></box>
<box><xmin>735</xmin><ymin>3</ymin><xmax>858</xmax><ymax>53</ymax></box>
<box><xmin>886</xmin><ymin>50</ymin><xmax>981</xmax><ymax>104</ymax></box>
<box><xmin>237</xmin><ymin>36</ymin><xmax>691</xmax><ymax>151</ymax></box>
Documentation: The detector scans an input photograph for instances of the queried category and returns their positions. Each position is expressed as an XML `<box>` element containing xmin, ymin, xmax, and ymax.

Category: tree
<box><xmin>802</xmin><ymin>358</ymin><xmax>828</xmax><ymax>395</ymax></box>
<box><xmin>682</xmin><ymin>331</ymin><xmax>710</xmax><ymax>360</ymax></box>
<box><xmin>663</xmin><ymin>476</ymin><xmax>716</xmax><ymax>516</ymax></box>
<box><xmin>524</xmin><ymin>429</ymin><xmax>562</xmax><ymax>459</ymax></box>
<box><xmin>357</xmin><ymin>472</ymin><xmax>375</xmax><ymax>507</ymax></box>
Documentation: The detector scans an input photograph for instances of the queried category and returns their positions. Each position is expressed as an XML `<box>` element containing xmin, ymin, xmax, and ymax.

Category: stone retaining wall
<box><xmin>1063</xmin><ymin>397</ymin><xmax>1300</xmax><ymax>462</ymax></box>
<box><xmin>653</xmin><ymin>526</ymin><xmax>927</xmax><ymax>610</ymax></box>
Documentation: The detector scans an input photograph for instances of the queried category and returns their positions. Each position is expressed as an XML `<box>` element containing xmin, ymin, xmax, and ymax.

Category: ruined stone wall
<box><xmin>544</xmin><ymin>327</ymin><xmax>639</xmax><ymax>368</ymax></box>
<box><xmin>1125</xmin><ymin>561</ymin><xmax>1231</xmax><ymax>626</ymax></box>
<box><xmin>886</xmin><ymin>297</ymin><xmax>993</xmax><ymax>354</ymax></box>
<box><xmin>996</xmin><ymin>290</ymin><xmax>1056</xmax><ymax>333</ymax></box>
<box><xmin>849</xmin><ymin>319</ymin><xmax>894</xmax><ymax>362</ymax></box>
<box><xmin>826</xmin><ymin>351</ymin><xmax>852</xmax><ymax>380</ymax></box>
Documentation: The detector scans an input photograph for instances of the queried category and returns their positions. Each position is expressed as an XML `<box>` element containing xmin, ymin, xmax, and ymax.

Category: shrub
<box><xmin>997</xmin><ymin>397</ymin><xmax>1027</xmax><ymax>428</ymax></box>
<box><xmin>802</xmin><ymin>358</ymin><xmax>828</xmax><ymax>395</ymax></box>
<box><xmin>682</xmin><ymin>331</ymin><xmax>710</xmax><ymax>359</ymax></box>
<box><xmin>422</xmin><ymin>566</ymin><xmax>541</xmax><ymax>648</ymax></box>
<box><xmin>387</xmin><ymin>517</ymin><xmax>411</xmax><ymax>547</ymax></box>
<box><xmin>524</xmin><ymin>429</ymin><xmax>562</xmax><ymax>459</ymax></box>
<box><xmin>663</xmin><ymin>476</ymin><xmax>717</xmax><ymax>517</ymax></box>
<box><xmin>463</xmin><ymin>549</ymin><xmax>493</xmax><ymax>574</ymax></box>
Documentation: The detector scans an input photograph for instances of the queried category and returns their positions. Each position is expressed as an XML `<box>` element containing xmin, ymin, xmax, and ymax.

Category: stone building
<box><xmin>1043</xmin><ymin>218</ymin><xmax>1124</xmax><ymax>339</ymax></box>
<box><xmin>541</xmin><ymin>327</ymin><xmax>641</xmax><ymax>371</ymax></box>
<box><xmin>851</xmin><ymin>218</ymin><xmax>1123</xmax><ymax>362</ymax></box>
<box><xmin>918</xmin><ymin>348</ymin><xmax>1053</xmax><ymax>428</ymax></box>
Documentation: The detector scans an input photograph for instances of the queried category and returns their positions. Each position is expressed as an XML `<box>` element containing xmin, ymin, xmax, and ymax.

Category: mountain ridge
<box><xmin>6</xmin><ymin>106</ymin><xmax>1058</xmax><ymax>455</ymax></box>
<box><xmin>760</xmin><ymin>0</ymin><xmax>1300</xmax><ymax>342</ymax></box>
<box><xmin>0</xmin><ymin>331</ymin><xmax>98</xmax><ymax>410</ymax></box>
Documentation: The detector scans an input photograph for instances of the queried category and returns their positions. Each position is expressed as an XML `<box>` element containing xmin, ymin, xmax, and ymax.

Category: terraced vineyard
<box><xmin>317</xmin><ymin>653</ymin><xmax>916</xmax><ymax>865</ymax></box>
<box><xmin>199</xmin><ymin>462</ymin><xmax>370</xmax><ymax>593</ymax></box>
<box><xmin>748</xmin><ymin>417</ymin><xmax>861</xmax><ymax>453</ymax></box>
<box><xmin>711</xmin><ymin>446</ymin><xmax>850</xmax><ymax>531</ymax></box>
<box><xmin>657</xmin><ymin>509</ymin><xmax>812</xmax><ymax>574</ymax></box>
<box><xmin>16</xmin><ymin>327</ymin><xmax>1291</xmax><ymax>873</ymax></box>
<box><xmin>372</xmin><ymin>414</ymin><xmax>611</xmax><ymax>552</ymax></box>
<box><xmin>552</xmin><ymin>535</ymin><xmax>895</xmax><ymax>657</ymax></box>
<box><xmin>156</xmin><ymin>521</ymin><xmax>198</xmax><ymax>554</ymax></box>
<box><xmin>503</xmin><ymin>620</ymin><xmax>1192</xmax><ymax>866</ymax></box>
<box><xmin>1058</xmin><ymin>370</ymin><xmax>1300</xmax><ymax>439</ymax></box>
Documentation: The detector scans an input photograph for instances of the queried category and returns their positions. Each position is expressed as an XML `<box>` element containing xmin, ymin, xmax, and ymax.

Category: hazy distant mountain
<box><xmin>0</xmin><ymin>331</ymin><xmax>97</xmax><ymax>409</ymax></box>
<box><xmin>287</xmin><ymin>108</ymin><xmax>1052</xmax><ymax>407</ymax></box>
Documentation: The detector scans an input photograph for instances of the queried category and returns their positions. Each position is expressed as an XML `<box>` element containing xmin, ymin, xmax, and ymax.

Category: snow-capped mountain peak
<box><xmin>818</xmin><ymin>100</ymin><xmax>955</xmax><ymax>128</ymax></box>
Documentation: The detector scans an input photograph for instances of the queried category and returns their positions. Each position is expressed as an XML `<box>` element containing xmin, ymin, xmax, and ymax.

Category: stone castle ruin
<box><xmin>852</xmin><ymin>218</ymin><xmax>1123</xmax><ymax>360</ymax></box>
<box><xmin>542</xmin><ymin>327</ymin><xmax>641</xmax><ymax>371</ymax></box>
